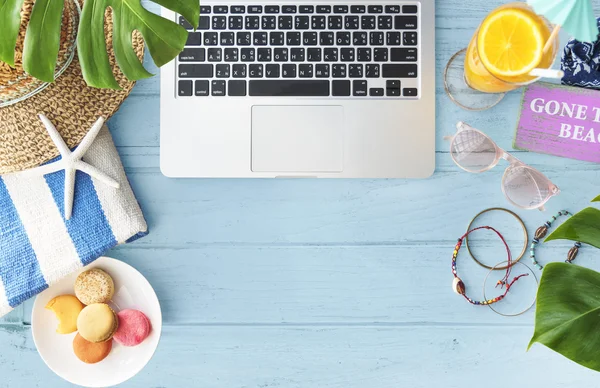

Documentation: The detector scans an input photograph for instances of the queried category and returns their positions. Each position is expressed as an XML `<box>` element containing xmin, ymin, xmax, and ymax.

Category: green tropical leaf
<box><xmin>593</xmin><ymin>195</ymin><xmax>600</xmax><ymax>202</ymax></box>
<box><xmin>546</xmin><ymin>207</ymin><xmax>600</xmax><ymax>249</ymax></box>
<box><xmin>78</xmin><ymin>0</ymin><xmax>198</xmax><ymax>89</ymax></box>
<box><xmin>22</xmin><ymin>0</ymin><xmax>65</xmax><ymax>82</ymax></box>
<box><xmin>0</xmin><ymin>0</ymin><xmax>25</xmax><ymax>66</ymax></box>
<box><xmin>529</xmin><ymin>263</ymin><xmax>600</xmax><ymax>371</ymax></box>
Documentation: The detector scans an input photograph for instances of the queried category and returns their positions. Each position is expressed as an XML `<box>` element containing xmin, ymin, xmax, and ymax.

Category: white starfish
<box><xmin>22</xmin><ymin>114</ymin><xmax>120</xmax><ymax>220</ymax></box>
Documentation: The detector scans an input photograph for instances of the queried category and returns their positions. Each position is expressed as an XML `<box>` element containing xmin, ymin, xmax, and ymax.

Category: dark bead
<box><xmin>567</xmin><ymin>246</ymin><xmax>579</xmax><ymax>263</ymax></box>
<box><xmin>535</xmin><ymin>225</ymin><xmax>549</xmax><ymax>240</ymax></box>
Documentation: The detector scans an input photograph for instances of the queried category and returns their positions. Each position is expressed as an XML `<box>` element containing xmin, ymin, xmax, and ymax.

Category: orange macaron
<box><xmin>73</xmin><ymin>333</ymin><xmax>113</xmax><ymax>364</ymax></box>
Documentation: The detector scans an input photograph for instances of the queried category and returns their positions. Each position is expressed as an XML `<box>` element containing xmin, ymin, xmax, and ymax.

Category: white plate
<box><xmin>32</xmin><ymin>257</ymin><xmax>162</xmax><ymax>387</ymax></box>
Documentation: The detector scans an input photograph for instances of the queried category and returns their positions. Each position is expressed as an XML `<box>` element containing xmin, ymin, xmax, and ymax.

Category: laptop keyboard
<box><xmin>176</xmin><ymin>3</ymin><xmax>419</xmax><ymax>98</ymax></box>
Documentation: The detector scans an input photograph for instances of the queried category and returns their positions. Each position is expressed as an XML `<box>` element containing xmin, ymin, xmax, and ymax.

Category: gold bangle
<box><xmin>466</xmin><ymin>207</ymin><xmax>528</xmax><ymax>270</ymax></box>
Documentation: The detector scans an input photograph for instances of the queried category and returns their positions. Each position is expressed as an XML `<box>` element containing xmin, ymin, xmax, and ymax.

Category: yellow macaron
<box><xmin>45</xmin><ymin>295</ymin><xmax>85</xmax><ymax>334</ymax></box>
<box><xmin>77</xmin><ymin>303</ymin><xmax>118</xmax><ymax>343</ymax></box>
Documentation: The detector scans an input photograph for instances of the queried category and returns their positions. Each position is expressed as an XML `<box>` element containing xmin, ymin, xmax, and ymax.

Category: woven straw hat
<box><xmin>0</xmin><ymin>0</ymin><xmax>144</xmax><ymax>174</ymax></box>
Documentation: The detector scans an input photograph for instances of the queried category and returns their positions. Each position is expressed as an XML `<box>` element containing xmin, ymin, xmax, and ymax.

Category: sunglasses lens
<box><xmin>450</xmin><ymin>130</ymin><xmax>497</xmax><ymax>172</ymax></box>
<box><xmin>503</xmin><ymin>166</ymin><xmax>551</xmax><ymax>209</ymax></box>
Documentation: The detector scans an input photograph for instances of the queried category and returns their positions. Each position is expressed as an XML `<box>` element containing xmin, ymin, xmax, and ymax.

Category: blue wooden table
<box><xmin>3</xmin><ymin>0</ymin><xmax>600</xmax><ymax>386</ymax></box>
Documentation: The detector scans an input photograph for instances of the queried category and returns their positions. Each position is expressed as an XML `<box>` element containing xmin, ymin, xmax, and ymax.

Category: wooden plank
<box><xmin>20</xmin><ymin>246</ymin><xmax>600</xmax><ymax>325</ymax></box>
<box><xmin>1</xmin><ymin>325</ymin><xmax>598</xmax><ymax>387</ymax></box>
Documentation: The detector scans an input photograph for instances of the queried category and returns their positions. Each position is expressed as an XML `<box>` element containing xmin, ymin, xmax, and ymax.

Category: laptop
<box><xmin>160</xmin><ymin>1</ymin><xmax>435</xmax><ymax>178</ymax></box>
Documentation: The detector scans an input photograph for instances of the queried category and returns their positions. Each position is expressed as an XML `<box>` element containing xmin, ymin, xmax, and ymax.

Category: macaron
<box><xmin>73</xmin><ymin>333</ymin><xmax>113</xmax><ymax>364</ymax></box>
<box><xmin>74</xmin><ymin>268</ymin><xmax>115</xmax><ymax>305</ymax></box>
<box><xmin>77</xmin><ymin>303</ymin><xmax>118</xmax><ymax>343</ymax></box>
<box><xmin>45</xmin><ymin>295</ymin><xmax>85</xmax><ymax>334</ymax></box>
<box><xmin>113</xmin><ymin>309</ymin><xmax>151</xmax><ymax>347</ymax></box>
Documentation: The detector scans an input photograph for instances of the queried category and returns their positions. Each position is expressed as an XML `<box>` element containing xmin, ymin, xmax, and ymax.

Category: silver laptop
<box><xmin>160</xmin><ymin>1</ymin><xmax>435</xmax><ymax>178</ymax></box>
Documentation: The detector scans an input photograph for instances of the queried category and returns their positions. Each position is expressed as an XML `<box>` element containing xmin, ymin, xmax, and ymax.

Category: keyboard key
<box><xmin>179</xmin><ymin>64</ymin><xmax>213</xmax><ymax>78</ymax></box>
<box><xmin>237</xmin><ymin>31</ymin><xmax>251</xmax><ymax>45</ymax></box>
<box><xmin>195</xmin><ymin>80</ymin><xmax>209</xmax><ymax>96</ymax></box>
<box><xmin>357</xmin><ymin>48</ymin><xmax>371</xmax><ymax>61</ymax></box>
<box><xmin>324</xmin><ymin>48</ymin><xmax>338</xmax><ymax>61</ymax></box>
<box><xmin>178</xmin><ymin>80</ymin><xmax>192</xmax><ymax>96</ymax></box>
<box><xmin>336</xmin><ymin>31</ymin><xmax>351</xmax><ymax>45</ymax></box>
<box><xmin>241</xmin><ymin>48</ymin><xmax>255</xmax><ymax>62</ymax></box>
<box><xmin>361</xmin><ymin>16</ymin><xmax>376</xmax><ymax>29</ymax></box>
<box><xmin>224</xmin><ymin>48</ymin><xmax>239</xmax><ymax>62</ymax></box>
<box><xmin>200</xmin><ymin>5</ymin><xmax>211</xmax><ymax>14</ymax></box>
<box><xmin>265</xmin><ymin>5</ymin><xmax>280</xmax><ymax>13</ymax></box>
<box><xmin>231</xmin><ymin>5</ymin><xmax>245</xmax><ymax>13</ymax></box>
<box><xmin>404</xmin><ymin>31</ymin><xmax>418</xmax><ymax>46</ymax></box>
<box><xmin>370</xmin><ymin>88</ymin><xmax>384</xmax><ymax>96</ymax></box>
<box><xmin>303</xmin><ymin>31</ymin><xmax>318</xmax><ymax>45</ymax></box>
<box><xmin>262</xmin><ymin>16</ymin><xmax>276</xmax><ymax>29</ymax></box>
<box><xmin>387</xmin><ymin>80</ymin><xmax>401</xmax><ymax>96</ymax></box>
<box><xmin>353</xmin><ymin>80</ymin><xmax>368</xmax><ymax>96</ymax></box>
<box><xmin>368</xmin><ymin>5</ymin><xmax>383</xmax><ymax>13</ymax></box>
<box><xmin>282</xmin><ymin>64</ymin><xmax>296</xmax><ymax>77</ymax></box>
<box><xmin>246</xmin><ymin>16</ymin><xmax>260</xmax><ymax>29</ymax></box>
<box><xmin>291</xmin><ymin>48</ymin><xmax>305</xmax><ymax>62</ymax></box>
<box><xmin>378</xmin><ymin>15</ymin><xmax>393</xmax><ymax>29</ymax></box>
<box><xmin>254</xmin><ymin>31</ymin><xmax>268</xmax><ymax>46</ymax></box>
<box><xmin>279</xmin><ymin>16</ymin><xmax>293</xmax><ymax>29</ymax></box>
<box><xmin>332</xmin><ymin>64</ymin><xmax>346</xmax><ymax>78</ymax></box>
<box><xmin>266</xmin><ymin>64</ymin><xmax>280</xmax><ymax>77</ymax></box>
<box><xmin>334</xmin><ymin>5</ymin><xmax>348</xmax><ymax>13</ymax></box>
<box><xmin>307</xmin><ymin>48</ymin><xmax>321</xmax><ymax>61</ymax></box>
<box><xmin>271</xmin><ymin>31</ymin><xmax>285</xmax><ymax>45</ymax></box>
<box><xmin>258</xmin><ymin>48</ymin><xmax>272</xmax><ymax>61</ymax></box>
<box><xmin>213</xmin><ymin>6</ymin><xmax>228</xmax><ymax>14</ymax></box>
<box><xmin>274</xmin><ymin>48</ymin><xmax>288</xmax><ymax>61</ymax></box>
<box><xmin>212</xmin><ymin>80</ymin><xmax>226</xmax><ymax>96</ymax></box>
<box><xmin>295</xmin><ymin>16</ymin><xmax>310</xmax><ymax>29</ymax></box>
<box><xmin>229</xmin><ymin>16</ymin><xmax>243</xmax><ymax>29</ymax></box>
<box><xmin>216</xmin><ymin>64</ymin><xmax>230</xmax><ymax>78</ymax></box>
<box><xmin>386</xmin><ymin>31</ymin><xmax>401</xmax><ymax>45</ymax></box>
<box><xmin>328</xmin><ymin>15</ymin><xmax>343</xmax><ymax>29</ymax></box>
<box><xmin>232</xmin><ymin>64</ymin><xmax>247</xmax><ymax>77</ymax></box>
<box><xmin>186</xmin><ymin>32</ymin><xmax>201</xmax><ymax>46</ymax></box>
<box><xmin>374</xmin><ymin>48</ymin><xmax>388</xmax><ymax>62</ymax></box>
<box><xmin>248</xmin><ymin>5</ymin><xmax>262</xmax><ymax>13</ymax></box>
<box><xmin>332</xmin><ymin>80</ymin><xmax>351</xmax><ymax>96</ymax></box>
<box><xmin>403</xmin><ymin>5</ymin><xmax>418</xmax><ymax>14</ymax></box>
<box><xmin>207</xmin><ymin>48</ymin><xmax>222</xmax><ymax>62</ymax></box>
<box><xmin>341</xmin><ymin>48</ymin><xmax>355</xmax><ymax>62</ymax></box>
<box><xmin>387</xmin><ymin>88</ymin><xmax>401</xmax><ymax>96</ymax></box>
<box><xmin>300</xmin><ymin>5</ymin><xmax>314</xmax><ymax>13</ymax></box>
<box><xmin>287</xmin><ymin>31</ymin><xmax>301</xmax><ymax>45</ymax></box>
<box><xmin>198</xmin><ymin>16</ymin><xmax>210</xmax><ymax>30</ymax></box>
<box><xmin>349</xmin><ymin>64</ymin><xmax>363</xmax><ymax>78</ymax></box>
<box><xmin>315</xmin><ymin>64</ymin><xmax>330</xmax><ymax>77</ymax></box>
<box><xmin>228</xmin><ymin>80</ymin><xmax>247</xmax><ymax>96</ymax></box>
<box><xmin>212</xmin><ymin>16</ymin><xmax>227</xmax><ymax>29</ymax></box>
<box><xmin>204</xmin><ymin>32</ymin><xmax>218</xmax><ymax>45</ymax></box>
<box><xmin>395</xmin><ymin>16</ymin><xmax>417</xmax><ymax>29</ymax></box>
<box><xmin>366</xmin><ymin>64</ymin><xmax>380</xmax><ymax>78</ymax></box>
<box><xmin>249</xmin><ymin>64</ymin><xmax>263</xmax><ymax>78</ymax></box>
<box><xmin>403</xmin><ymin>88</ymin><xmax>418</xmax><ymax>96</ymax></box>
<box><xmin>220</xmin><ymin>32</ymin><xmax>235</xmax><ymax>46</ymax></box>
<box><xmin>391</xmin><ymin>48</ymin><xmax>417</xmax><ymax>62</ymax></box>
<box><xmin>370</xmin><ymin>31</ymin><xmax>384</xmax><ymax>45</ymax></box>
<box><xmin>320</xmin><ymin>31</ymin><xmax>335</xmax><ymax>45</ymax></box>
<box><xmin>350</xmin><ymin>5</ymin><xmax>366</xmax><ymax>14</ymax></box>
<box><xmin>249</xmin><ymin>80</ymin><xmax>329</xmax><ymax>96</ymax></box>
<box><xmin>317</xmin><ymin>5</ymin><xmax>331</xmax><ymax>13</ymax></box>
<box><xmin>345</xmin><ymin>15</ymin><xmax>359</xmax><ymax>29</ymax></box>
<box><xmin>385</xmin><ymin>5</ymin><xmax>400</xmax><ymax>13</ymax></box>
<box><xmin>179</xmin><ymin>48</ymin><xmax>205</xmax><ymax>62</ymax></box>
<box><xmin>299</xmin><ymin>64</ymin><xmax>313</xmax><ymax>78</ymax></box>
<box><xmin>382</xmin><ymin>64</ymin><xmax>418</xmax><ymax>78</ymax></box>
<box><xmin>312</xmin><ymin>16</ymin><xmax>326</xmax><ymax>29</ymax></box>
<box><xmin>282</xmin><ymin>5</ymin><xmax>297</xmax><ymax>13</ymax></box>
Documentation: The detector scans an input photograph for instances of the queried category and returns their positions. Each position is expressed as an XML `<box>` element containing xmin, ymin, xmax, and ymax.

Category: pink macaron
<box><xmin>113</xmin><ymin>309</ymin><xmax>151</xmax><ymax>347</ymax></box>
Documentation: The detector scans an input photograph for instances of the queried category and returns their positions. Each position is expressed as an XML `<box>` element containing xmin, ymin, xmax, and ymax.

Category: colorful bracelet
<box><xmin>452</xmin><ymin>226</ymin><xmax>529</xmax><ymax>305</ymax></box>
<box><xmin>531</xmin><ymin>210</ymin><xmax>582</xmax><ymax>270</ymax></box>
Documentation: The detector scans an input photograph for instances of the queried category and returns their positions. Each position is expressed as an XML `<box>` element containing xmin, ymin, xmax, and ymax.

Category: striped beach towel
<box><xmin>0</xmin><ymin>125</ymin><xmax>148</xmax><ymax>317</ymax></box>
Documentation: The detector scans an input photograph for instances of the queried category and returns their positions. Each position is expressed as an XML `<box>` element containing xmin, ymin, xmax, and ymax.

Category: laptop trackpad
<box><xmin>251</xmin><ymin>105</ymin><xmax>344</xmax><ymax>173</ymax></box>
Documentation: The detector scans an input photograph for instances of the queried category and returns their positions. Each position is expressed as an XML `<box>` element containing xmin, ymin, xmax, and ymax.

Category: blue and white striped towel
<box><xmin>0</xmin><ymin>125</ymin><xmax>148</xmax><ymax>317</ymax></box>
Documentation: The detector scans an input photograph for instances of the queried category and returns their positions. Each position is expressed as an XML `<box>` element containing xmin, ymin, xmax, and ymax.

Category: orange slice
<box><xmin>477</xmin><ymin>8</ymin><xmax>544</xmax><ymax>78</ymax></box>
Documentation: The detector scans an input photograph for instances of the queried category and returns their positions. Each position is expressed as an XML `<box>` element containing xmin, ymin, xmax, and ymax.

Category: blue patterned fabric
<box><xmin>562</xmin><ymin>17</ymin><xmax>600</xmax><ymax>89</ymax></box>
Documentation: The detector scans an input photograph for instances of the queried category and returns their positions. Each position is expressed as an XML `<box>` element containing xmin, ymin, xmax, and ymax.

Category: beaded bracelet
<box><xmin>452</xmin><ymin>226</ymin><xmax>529</xmax><ymax>306</ymax></box>
<box><xmin>531</xmin><ymin>210</ymin><xmax>582</xmax><ymax>270</ymax></box>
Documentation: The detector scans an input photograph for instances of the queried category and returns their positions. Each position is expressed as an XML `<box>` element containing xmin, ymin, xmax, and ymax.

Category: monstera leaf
<box><xmin>0</xmin><ymin>0</ymin><xmax>199</xmax><ymax>88</ymax></box>
<box><xmin>594</xmin><ymin>195</ymin><xmax>600</xmax><ymax>202</ymax></box>
<box><xmin>529</xmin><ymin>263</ymin><xmax>600</xmax><ymax>372</ymax></box>
<box><xmin>546</xmin><ymin>207</ymin><xmax>600</xmax><ymax>249</ymax></box>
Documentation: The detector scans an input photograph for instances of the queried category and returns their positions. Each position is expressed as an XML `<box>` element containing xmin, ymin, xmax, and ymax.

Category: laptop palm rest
<box><xmin>251</xmin><ymin>105</ymin><xmax>344</xmax><ymax>173</ymax></box>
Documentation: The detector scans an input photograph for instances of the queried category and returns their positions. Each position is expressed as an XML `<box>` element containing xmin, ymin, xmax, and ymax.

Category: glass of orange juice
<box><xmin>444</xmin><ymin>2</ymin><xmax>559</xmax><ymax>111</ymax></box>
